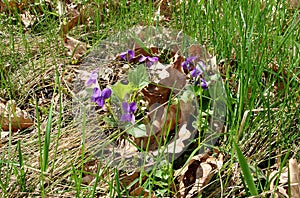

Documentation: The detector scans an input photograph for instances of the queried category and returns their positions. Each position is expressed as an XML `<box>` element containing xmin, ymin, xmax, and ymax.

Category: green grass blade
<box><xmin>43</xmin><ymin>97</ymin><xmax>54</xmax><ymax>172</ymax></box>
<box><xmin>233</xmin><ymin>140</ymin><xmax>258</xmax><ymax>196</ymax></box>
<box><xmin>17</xmin><ymin>140</ymin><xmax>26</xmax><ymax>192</ymax></box>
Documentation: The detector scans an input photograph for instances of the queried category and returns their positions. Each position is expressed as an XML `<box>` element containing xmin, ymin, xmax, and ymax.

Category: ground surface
<box><xmin>0</xmin><ymin>0</ymin><xmax>299</xmax><ymax>197</ymax></box>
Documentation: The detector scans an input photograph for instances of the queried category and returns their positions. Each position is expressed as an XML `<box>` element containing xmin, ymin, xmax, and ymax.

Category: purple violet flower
<box><xmin>120</xmin><ymin>101</ymin><xmax>137</xmax><ymax>124</ymax></box>
<box><xmin>182</xmin><ymin>56</ymin><xmax>197</xmax><ymax>70</ymax></box>
<box><xmin>139</xmin><ymin>55</ymin><xmax>159</xmax><ymax>66</ymax></box>
<box><xmin>90</xmin><ymin>87</ymin><xmax>112</xmax><ymax>108</ymax></box>
<box><xmin>199</xmin><ymin>78</ymin><xmax>208</xmax><ymax>90</ymax></box>
<box><xmin>86</xmin><ymin>70</ymin><xmax>99</xmax><ymax>86</ymax></box>
<box><xmin>120</xmin><ymin>50</ymin><xmax>135</xmax><ymax>61</ymax></box>
<box><xmin>191</xmin><ymin>61</ymin><xmax>207</xmax><ymax>78</ymax></box>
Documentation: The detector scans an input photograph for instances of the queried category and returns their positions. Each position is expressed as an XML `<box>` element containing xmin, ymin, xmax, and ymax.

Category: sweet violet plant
<box><xmin>139</xmin><ymin>55</ymin><xmax>159</xmax><ymax>66</ymax></box>
<box><xmin>120</xmin><ymin>101</ymin><xmax>137</xmax><ymax>124</ymax></box>
<box><xmin>198</xmin><ymin>78</ymin><xmax>208</xmax><ymax>90</ymax></box>
<box><xmin>86</xmin><ymin>70</ymin><xmax>98</xmax><ymax>86</ymax></box>
<box><xmin>181</xmin><ymin>56</ymin><xmax>197</xmax><ymax>70</ymax></box>
<box><xmin>120</xmin><ymin>50</ymin><xmax>135</xmax><ymax>61</ymax></box>
<box><xmin>90</xmin><ymin>87</ymin><xmax>112</xmax><ymax>108</ymax></box>
<box><xmin>183</xmin><ymin>57</ymin><xmax>208</xmax><ymax>89</ymax></box>
<box><xmin>191</xmin><ymin>61</ymin><xmax>206</xmax><ymax>78</ymax></box>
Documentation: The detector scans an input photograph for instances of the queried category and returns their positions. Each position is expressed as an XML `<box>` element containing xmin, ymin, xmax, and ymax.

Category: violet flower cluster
<box><xmin>90</xmin><ymin>87</ymin><xmax>112</xmax><ymax>108</ymax></box>
<box><xmin>86</xmin><ymin>70</ymin><xmax>112</xmax><ymax>109</ymax></box>
<box><xmin>120</xmin><ymin>101</ymin><xmax>137</xmax><ymax>124</ymax></box>
<box><xmin>139</xmin><ymin>55</ymin><xmax>158</xmax><ymax>66</ymax></box>
<box><xmin>120</xmin><ymin>50</ymin><xmax>135</xmax><ymax>61</ymax></box>
<box><xmin>182</xmin><ymin>56</ymin><xmax>208</xmax><ymax>90</ymax></box>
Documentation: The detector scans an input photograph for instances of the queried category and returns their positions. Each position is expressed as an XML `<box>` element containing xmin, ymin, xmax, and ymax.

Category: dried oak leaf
<box><xmin>172</xmin><ymin>53</ymin><xmax>185</xmax><ymax>73</ymax></box>
<box><xmin>119</xmin><ymin>171</ymin><xmax>154</xmax><ymax>197</ymax></box>
<box><xmin>141</xmin><ymin>84</ymin><xmax>171</xmax><ymax>107</ymax></box>
<box><xmin>20</xmin><ymin>10</ymin><xmax>36</xmax><ymax>27</ymax></box>
<box><xmin>174</xmin><ymin>152</ymin><xmax>224</xmax><ymax>198</ymax></box>
<box><xmin>269</xmin><ymin>158</ymin><xmax>300</xmax><ymax>198</ymax></box>
<box><xmin>136</xmin><ymin>104</ymin><xmax>180</xmax><ymax>151</ymax></box>
<box><xmin>81</xmin><ymin>159</ymin><xmax>110</xmax><ymax>185</ymax></box>
<box><xmin>0</xmin><ymin>100</ymin><xmax>34</xmax><ymax>132</ymax></box>
<box><xmin>130</xmin><ymin>186</ymin><xmax>155</xmax><ymax>198</ymax></box>
<box><xmin>158</xmin><ymin>67</ymin><xmax>186</xmax><ymax>94</ymax></box>
<box><xmin>188</xmin><ymin>44</ymin><xmax>207</xmax><ymax>61</ymax></box>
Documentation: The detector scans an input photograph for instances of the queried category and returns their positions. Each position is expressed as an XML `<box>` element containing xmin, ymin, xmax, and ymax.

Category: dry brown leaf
<box><xmin>136</xmin><ymin>104</ymin><xmax>180</xmax><ymax>151</ymax></box>
<box><xmin>82</xmin><ymin>159</ymin><xmax>109</xmax><ymax>185</ymax></box>
<box><xmin>269</xmin><ymin>158</ymin><xmax>300</xmax><ymax>198</ymax></box>
<box><xmin>188</xmin><ymin>44</ymin><xmax>207</xmax><ymax>61</ymax></box>
<box><xmin>158</xmin><ymin>67</ymin><xmax>186</xmax><ymax>94</ymax></box>
<box><xmin>130</xmin><ymin>186</ymin><xmax>155</xmax><ymax>197</ymax></box>
<box><xmin>175</xmin><ymin>152</ymin><xmax>223</xmax><ymax>197</ymax></box>
<box><xmin>0</xmin><ymin>100</ymin><xmax>34</xmax><ymax>132</ymax></box>
<box><xmin>141</xmin><ymin>84</ymin><xmax>171</xmax><ymax>107</ymax></box>
<box><xmin>20</xmin><ymin>10</ymin><xmax>36</xmax><ymax>27</ymax></box>
<box><xmin>172</xmin><ymin>53</ymin><xmax>185</xmax><ymax>73</ymax></box>
<box><xmin>63</xmin><ymin>35</ymin><xmax>87</xmax><ymax>61</ymax></box>
<box><xmin>289</xmin><ymin>158</ymin><xmax>300</xmax><ymax>198</ymax></box>
<box><xmin>59</xmin><ymin>2</ymin><xmax>87</xmax><ymax>35</ymax></box>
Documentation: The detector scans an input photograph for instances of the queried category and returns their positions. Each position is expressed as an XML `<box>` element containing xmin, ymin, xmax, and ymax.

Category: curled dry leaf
<box><xmin>20</xmin><ymin>10</ymin><xmax>36</xmax><ymax>27</ymax></box>
<box><xmin>119</xmin><ymin>171</ymin><xmax>156</xmax><ymax>197</ymax></box>
<box><xmin>158</xmin><ymin>67</ymin><xmax>186</xmax><ymax>94</ymax></box>
<box><xmin>174</xmin><ymin>152</ymin><xmax>224</xmax><ymax>197</ymax></box>
<box><xmin>141</xmin><ymin>84</ymin><xmax>171</xmax><ymax>107</ymax></box>
<box><xmin>270</xmin><ymin>158</ymin><xmax>300</xmax><ymax>198</ymax></box>
<box><xmin>130</xmin><ymin>186</ymin><xmax>155</xmax><ymax>198</ymax></box>
<box><xmin>137</xmin><ymin>104</ymin><xmax>180</xmax><ymax>151</ymax></box>
<box><xmin>172</xmin><ymin>53</ymin><xmax>185</xmax><ymax>73</ymax></box>
<box><xmin>0</xmin><ymin>100</ymin><xmax>34</xmax><ymax>132</ymax></box>
<box><xmin>188</xmin><ymin>44</ymin><xmax>207</xmax><ymax>61</ymax></box>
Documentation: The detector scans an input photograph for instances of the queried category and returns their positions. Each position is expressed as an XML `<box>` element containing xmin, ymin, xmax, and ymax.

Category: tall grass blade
<box><xmin>17</xmin><ymin>140</ymin><xmax>26</xmax><ymax>192</ymax></box>
<box><xmin>233</xmin><ymin>140</ymin><xmax>258</xmax><ymax>196</ymax></box>
<box><xmin>43</xmin><ymin>96</ymin><xmax>54</xmax><ymax>172</ymax></box>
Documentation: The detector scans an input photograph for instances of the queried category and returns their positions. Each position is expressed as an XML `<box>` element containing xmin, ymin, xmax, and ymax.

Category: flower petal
<box><xmin>95</xmin><ymin>97</ymin><xmax>105</xmax><ymax>108</ymax></box>
<box><xmin>139</xmin><ymin>55</ymin><xmax>147</xmax><ymax>62</ymax></box>
<box><xmin>186</xmin><ymin>56</ymin><xmax>197</xmax><ymax>62</ymax></box>
<box><xmin>86</xmin><ymin>78</ymin><xmax>97</xmax><ymax>86</ymax></box>
<box><xmin>191</xmin><ymin>68</ymin><xmax>199</xmax><ymax>78</ymax></box>
<box><xmin>182</xmin><ymin>56</ymin><xmax>197</xmax><ymax>70</ymax></box>
<box><xmin>181</xmin><ymin>61</ymin><xmax>189</xmax><ymax>70</ymax></box>
<box><xmin>127</xmin><ymin>50</ymin><xmax>135</xmax><ymax>60</ymax></box>
<box><xmin>200</xmin><ymin>78</ymin><xmax>208</xmax><ymax>90</ymax></box>
<box><xmin>121</xmin><ymin>113</ymin><xmax>132</xmax><ymax>122</ymax></box>
<box><xmin>86</xmin><ymin>71</ymin><xmax>98</xmax><ymax>86</ymax></box>
<box><xmin>120</xmin><ymin>51</ymin><xmax>127</xmax><ymax>60</ymax></box>
<box><xmin>131</xmin><ymin>114</ymin><xmax>135</xmax><ymax>124</ymax></box>
<box><xmin>122</xmin><ymin>101</ymin><xmax>130</xmax><ymax>113</ymax></box>
<box><xmin>129</xmin><ymin>102</ymin><xmax>137</xmax><ymax>113</ymax></box>
<box><xmin>101</xmin><ymin>88</ymin><xmax>112</xmax><ymax>99</ymax></box>
<box><xmin>148</xmin><ymin>56</ymin><xmax>158</xmax><ymax>62</ymax></box>
<box><xmin>91</xmin><ymin>87</ymin><xmax>101</xmax><ymax>102</ymax></box>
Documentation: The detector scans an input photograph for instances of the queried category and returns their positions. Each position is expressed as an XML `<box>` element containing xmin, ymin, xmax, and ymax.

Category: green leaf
<box><xmin>103</xmin><ymin>116</ymin><xmax>117</xmax><ymax>127</ymax></box>
<box><xmin>111</xmin><ymin>82</ymin><xmax>134</xmax><ymax>101</ymax></box>
<box><xmin>180</xmin><ymin>85</ymin><xmax>195</xmax><ymax>103</ymax></box>
<box><xmin>128</xmin><ymin>64</ymin><xmax>149</xmax><ymax>89</ymax></box>
<box><xmin>233</xmin><ymin>140</ymin><xmax>258</xmax><ymax>196</ymax></box>
<box><xmin>126</xmin><ymin>124</ymin><xmax>147</xmax><ymax>138</ymax></box>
